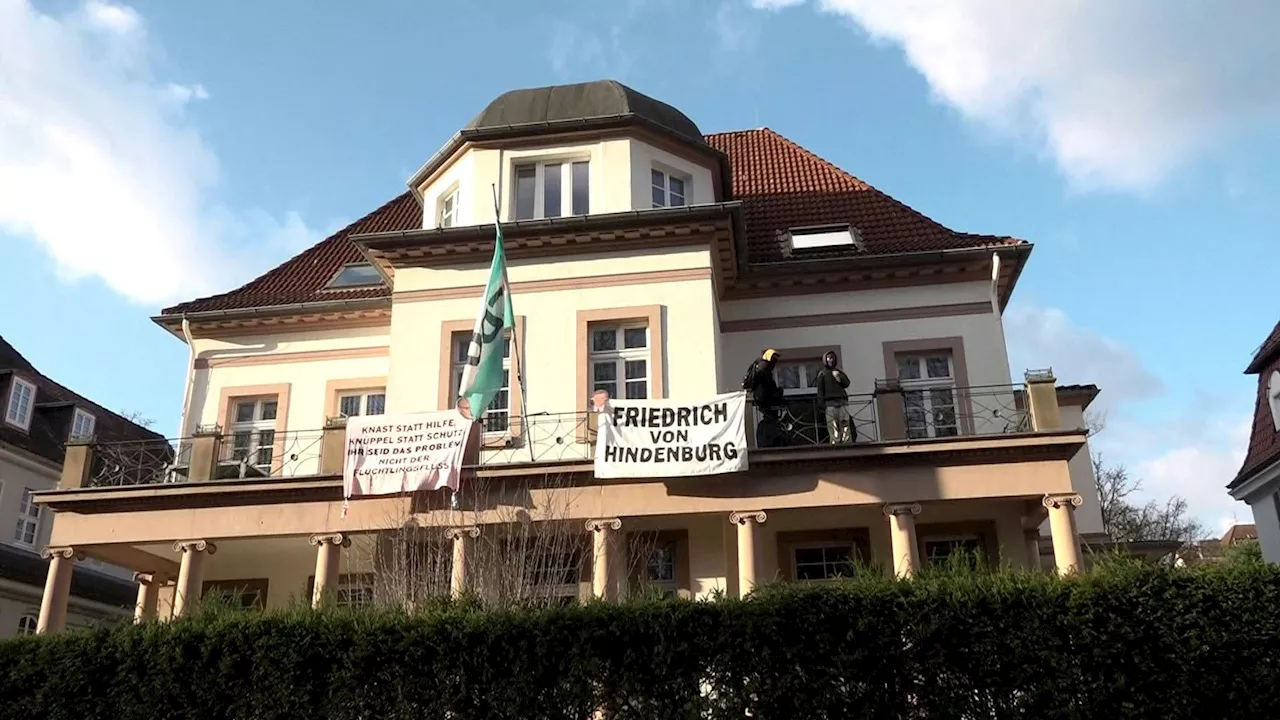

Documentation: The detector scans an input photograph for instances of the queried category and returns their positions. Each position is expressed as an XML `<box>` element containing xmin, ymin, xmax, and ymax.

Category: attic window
<box><xmin>326</xmin><ymin>263</ymin><xmax>383</xmax><ymax>289</ymax></box>
<box><xmin>1269</xmin><ymin>370</ymin><xmax>1280</xmax><ymax>432</ymax></box>
<box><xmin>5</xmin><ymin>377</ymin><xmax>36</xmax><ymax>431</ymax></box>
<box><xmin>784</xmin><ymin>224</ymin><xmax>863</xmax><ymax>253</ymax></box>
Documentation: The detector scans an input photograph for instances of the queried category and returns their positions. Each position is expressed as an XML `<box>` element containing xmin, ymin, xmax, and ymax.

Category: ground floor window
<box><xmin>202</xmin><ymin>579</ymin><xmax>269</xmax><ymax>610</ymax></box>
<box><xmin>793</xmin><ymin>545</ymin><xmax>857</xmax><ymax>581</ymax></box>
<box><xmin>923</xmin><ymin>534</ymin><xmax>984</xmax><ymax>565</ymax></box>
<box><xmin>16</xmin><ymin>613</ymin><xmax>37</xmax><ymax>636</ymax></box>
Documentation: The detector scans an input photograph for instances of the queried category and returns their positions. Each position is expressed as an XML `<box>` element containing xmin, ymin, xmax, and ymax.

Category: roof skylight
<box><xmin>326</xmin><ymin>263</ymin><xmax>383</xmax><ymax>289</ymax></box>
<box><xmin>785</xmin><ymin>224</ymin><xmax>863</xmax><ymax>252</ymax></box>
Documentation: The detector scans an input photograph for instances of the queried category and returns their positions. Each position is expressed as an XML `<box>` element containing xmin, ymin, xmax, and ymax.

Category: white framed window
<box><xmin>898</xmin><ymin>353</ymin><xmax>958</xmax><ymax>439</ymax></box>
<box><xmin>5</xmin><ymin>377</ymin><xmax>36</xmax><ymax>430</ymax></box>
<box><xmin>338</xmin><ymin>390</ymin><xmax>386</xmax><ymax>419</ymax></box>
<box><xmin>438</xmin><ymin>188</ymin><xmax>458</xmax><ymax>228</ymax></box>
<box><xmin>335</xmin><ymin>574</ymin><xmax>375</xmax><ymax>608</ymax></box>
<box><xmin>70</xmin><ymin>408</ymin><xmax>96</xmax><ymax>440</ymax></box>
<box><xmin>774</xmin><ymin>361</ymin><xmax>822</xmax><ymax>397</ymax></box>
<box><xmin>13</xmin><ymin>488</ymin><xmax>41</xmax><ymax>548</ymax></box>
<box><xmin>923</xmin><ymin>534</ymin><xmax>983</xmax><ymax>564</ymax></box>
<box><xmin>589</xmin><ymin>325</ymin><xmax>649</xmax><ymax>401</ymax></box>
<box><xmin>229</xmin><ymin>398</ymin><xmax>278</xmax><ymax>471</ymax></box>
<box><xmin>202</xmin><ymin>579</ymin><xmax>268</xmax><ymax>610</ymax></box>
<box><xmin>650</xmin><ymin>168</ymin><xmax>687</xmax><ymax>208</ymax></box>
<box><xmin>1268</xmin><ymin>370</ymin><xmax>1280</xmax><ymax>432</ymax></box>
<box><xmin>16</xmin><ymin>613</ymin><xmax>38</xmax><ymax>636</ymax></box>
<box><xmin>793</xmin><ymin>545</ymin><xmax>856</xmax><ymax>581</ymax></box>
<box><xmin>513</xmin><ymin>160</ymin><xmax>589</xmax><ymax>220</ymax></box>
<box><xmin>451</xmin><ymin>334</ymin><xmax>511</xmax><ymax>433</ymax></box>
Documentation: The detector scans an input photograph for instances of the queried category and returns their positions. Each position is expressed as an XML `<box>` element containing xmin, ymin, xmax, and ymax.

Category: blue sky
<box><xmin>2</xmin><ymin>0</ymin><xmax>1277</xmax><ymax>530</ymax></box>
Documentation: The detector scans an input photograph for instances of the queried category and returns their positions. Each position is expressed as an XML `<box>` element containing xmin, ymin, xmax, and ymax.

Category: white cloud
<box><xmin>0</xmin><ymin>0</ymin><xmax>321</xmax><ymax>306</ymax></box>
<box><xmin>796</xmin><ymin>0</ymin><xmax>1280</xmax><ymax>192</ymax></box>
<box><xmin>749</xmin><ymin>0</ymin><xmax>805</xmax><ymax>10</ymax></box>
<box><xmin>1005</xmin><ymin>303</ymin><xmax>1163</xmax><ymax>407</ymax></box>
<box><xmin>714</xmin><ymin>1</ymin><xmax>759</xmax><ymax>52</ymax></box>
<box><xmin>1007</xmin><ymin>302</ymin><xmax>1251</xmax><ymax>532</ymax></box>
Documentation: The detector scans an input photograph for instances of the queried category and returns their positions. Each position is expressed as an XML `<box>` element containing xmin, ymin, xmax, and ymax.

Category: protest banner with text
<box><xmin>343</xmin><ymin>410</ymin><xmax>475</xmax><ymax>502</ymax></box>
<box><xmin>593</xmin><ymin>391</ymin><xmax>748</xmax><ymax>479</ymax></box>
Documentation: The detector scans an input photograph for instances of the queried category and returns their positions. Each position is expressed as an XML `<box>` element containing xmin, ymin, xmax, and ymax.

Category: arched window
<box><xmin>17</xmin><ymin>613</ymin><xmax>38</xmax><ymax>636</ymax></box>
<box><xmin>1269</xmin><ymin>371</ymin><xmax>1280</xmax><ymax>432</ymax></box>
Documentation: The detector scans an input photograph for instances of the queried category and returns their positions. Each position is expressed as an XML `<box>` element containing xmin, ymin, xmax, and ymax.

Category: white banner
<box><xmin>593</xmin><ymin>391</ymin><xmax>749</xmax><ymax>479</ymax></box>
<box><xmin>343</xmin><ymin>410</ymin><xmax>475</xmax><ymax>502</ymax></box>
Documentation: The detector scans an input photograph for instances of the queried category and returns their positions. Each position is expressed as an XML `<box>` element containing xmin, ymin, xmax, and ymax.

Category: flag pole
<box><xmin>491</xmin><ymin>184</ymin><xmax>534</xmax><ymax>463</ymax></box>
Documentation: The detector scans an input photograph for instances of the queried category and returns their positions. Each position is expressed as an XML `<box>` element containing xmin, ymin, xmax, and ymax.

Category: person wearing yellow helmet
<box><xmin>742</xmin><ymin>348</ymin><xmax>785</xmax><ymax>446</ymax></box>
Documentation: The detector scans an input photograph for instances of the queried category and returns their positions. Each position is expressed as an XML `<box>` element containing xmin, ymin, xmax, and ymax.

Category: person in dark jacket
<box><xmin>815</xmin><ymin>350</ymin><xmax>853</xmax><ymax>444</ymax></box>
<box><xmin>743</xmin><ymin>349</ymin><xmax>785</xmax><ymax>446</ymax></box>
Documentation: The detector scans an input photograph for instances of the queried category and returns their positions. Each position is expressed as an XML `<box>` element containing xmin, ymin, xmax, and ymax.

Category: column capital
<box><xmin>173</xmin><ymin>539</ymin><xmax>218</xmax><ymax>555</ymax></box>
<box><xmin>308</xmin><ymin>533</ymin><xmax>352</xmax><ymax>548</ymax></box>
<box><xmin>883</xmin><ymin>502</ymin><xmax>922</xmax><ymax>517</ymax></box>
<box><xmin>729</xmin><ymin>510</ymin><xmax>767</xmax><ymax>526</ymax></box>
<box><xmin>585</xmin><ymin>518</ymin><xmax>622</xmax><ymax>533</ymax></box>
<box><xmin>40</xmin><ymin>546</ymin><xmax>84</xmax><ymax>561</ymax></box>
<box><xmin>1042</xmin><ymin>493</ymin><xmax>1083</xmax><ymax>510</ymax></box>
<box><xmin>445</xmin><ymin>526</ymin><xmax>481</xmax><ymax>540</ymax></box>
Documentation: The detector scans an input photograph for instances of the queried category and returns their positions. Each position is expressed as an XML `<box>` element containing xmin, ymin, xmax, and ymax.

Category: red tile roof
<box><xmin>1235</xmin><ymin>347</ymin><xmax>1280</xmax><ymax>487</ymax></box>
<box><xmin>703</xmin><ymin>129</ymin><xmax>1019</xmax><ymax>262</ymax></box>
<box><xmin>1246</xmin><ymin>319</ymin><xmax>1280</xmax><ymax>374</ymax></box>
<box><xmin>163</xmin><ymin>128</ymin><xmax>1022</xmax><ymax>316</ymax></box>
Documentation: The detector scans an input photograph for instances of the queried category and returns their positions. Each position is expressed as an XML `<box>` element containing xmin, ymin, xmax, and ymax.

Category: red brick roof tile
<box><xmin>703</xmin><ymin>129</ymin><xmax>1020</xmax><ymax>262</ymax></box>
<box><xmin>163</xmin><ymin>128</ymin><xmax>1021</xmax><ymax>316</ymax></box>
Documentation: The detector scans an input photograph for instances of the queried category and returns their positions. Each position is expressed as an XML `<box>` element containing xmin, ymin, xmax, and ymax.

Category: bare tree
<box><xmin>118</xmin><ymin>409</ymin><xmax>156</xmax><ymax>429</ymax></box>
<box><xmin>1092</xmin><ymin>453</ymin><xmax>1205</xmax><ymax>543</ymax></box>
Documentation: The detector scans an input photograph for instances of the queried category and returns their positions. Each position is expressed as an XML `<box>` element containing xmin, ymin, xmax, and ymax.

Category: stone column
<box><xmin>883</xmin><ymin>503</ymin><xmax>922</xmax><ymax>578</ymax></box>
<box><xmin>37</xmin><ymin>547</ymin><xmax>81</xmax><ymax>634</ymax></box>
<box><xmin>133</xmin><ymin>572</ymin><xmax>164</xmax><ymax>623</ymax></box>
<box><xmin>309</xmin><ymin>533</ymin><xmax>351</xmax><ymax>607</ymax></box>
<box><xmin>1024</xmin><ymin>529</ymin><xmax>1043</xmax><ymax>571</ymax></box>
<box><xmin>172</xmin><ymin>540</ymin><xmax>217</xmax><ymax>617</ymax></box>
<box><xmin>729</xmin><ymin>511</ymin><xmax>767</xmax><ymax>597</ymax></box>
<box><xmin>586</xmin><ymin>518</ymin><xmax>622</xmax><ymax>601</ymax></box>
<box><xmin>445</xmin><ymin>527</ymin><xmax>480</xmax><ymax>599</ymax></box>
<box><xmin>1043</xmin><ymin>494</ymin><xmax>1083</xmax><ymax>575</ymax></box>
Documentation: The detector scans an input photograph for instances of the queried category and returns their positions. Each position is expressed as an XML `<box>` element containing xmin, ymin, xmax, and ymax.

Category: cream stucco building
<box><xmin>33</xmin><ymin>81</ymin><xmax>1106</xmax><ymax>628</ymax></box>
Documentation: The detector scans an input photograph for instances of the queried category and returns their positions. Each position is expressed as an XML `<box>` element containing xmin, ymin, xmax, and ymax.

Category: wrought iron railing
<box><xmin>747</xmin><ymin>384</ymin><xmax>1030</xmax><ymax>449</ymax></box>
<box><xmin>475</xmin><ymin>411</ymin><xmax>594</xmax><ymax>466</ymax></box>
<box><xmin>89</xmin><ymin>437</ymin><xmax>187</xmax><ymax>488</ymax></box>
<box><xmin>217</xmin><ymin>428</ymin><xmax>325</xmax><ymax>480</ymax></box>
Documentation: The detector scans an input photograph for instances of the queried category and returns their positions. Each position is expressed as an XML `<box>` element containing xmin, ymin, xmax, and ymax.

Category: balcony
<box><xmin>60</xmin><ymin>375</ymin><xmax>1068</xmax><ymax>491</ymax></box>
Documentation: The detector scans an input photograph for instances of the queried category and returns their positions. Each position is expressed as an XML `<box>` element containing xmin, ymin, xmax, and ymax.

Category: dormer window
<box><xmin>784</xmin><ymin>224</ymin><xmax>864</xmax><ymax>253</ymax></box>
<box><xmin>71</xmin><ymin>408</ymin><xmax>96</xmax><ymax>440</ymax></box>
<box><xmin>438</xmin><ymin>188</ymin><xmax>458</xmax><ymax>228</ymax></box>
<box><xmin>1269</xmin><ymin>370</ymin><xmax>1280</xmax><ymax>432</ymax></box>
<box><xmin>326</xmin><ymin>263</ymin><xmax>383</xmax><ymax>289</ymax></box>
<box><xmin>513</xmin><ymin>160</ymin><xmax>589</xmax><ymax>220</ymax></box>
<box><xmin>4</xmin><ymin>377</ymin><xmax>35</xmax><ymax>431</ymax></box>
<box><xmin>651</xmin><ymin>168</ymin><xmax>687</xmax><ymax>208</ymax></box>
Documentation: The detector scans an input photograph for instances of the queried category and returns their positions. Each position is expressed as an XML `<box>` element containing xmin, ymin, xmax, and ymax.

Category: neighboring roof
<box><xmin>162</xmin><ymin>127</ymin><xmax>1023</xmax><ymax>317</ymax></box>
<box><xmin>1245</xmin><ymin>319</ymin><xmax>1280</xmax><ymax>374</ymax></box>
<box><xmin>0</xmin><ymin>336</ymin><xmax>163</xmax><ymax>466</ymax></box>
<box><xmin>464</xmin><ymin>80</ymin><xmax>704</xmax><ymax>146</ymax></box>
<box><xmin>0</xmin><ymin>543</ymin><xmax>135</xmax><ymax>609</ymax></box>
<box><xmin>1053</xmin><ymin>383</ymin><xmax>1101</xmax><ymax>410</ymax></box>
<box><xmin>1220</xmin><ymin>523</ymin><xmax>1258</xmax><ymax>547</ymax></box>
<box><xmin>703</xmin><ymin>129</ymin><xmax>1022</xmax><ymax>264</ymax></box>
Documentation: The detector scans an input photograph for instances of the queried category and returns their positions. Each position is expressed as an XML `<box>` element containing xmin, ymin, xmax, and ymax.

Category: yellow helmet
<box><xmin>762</xmin><ymin>348</ymin><xmax>780</xmax><ymax>362</ymax></box>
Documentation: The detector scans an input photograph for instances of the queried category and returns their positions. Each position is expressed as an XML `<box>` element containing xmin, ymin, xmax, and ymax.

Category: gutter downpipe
<box><xmin>990</xmin><ymin>252</ymin><xmax>1013</xmax><ymax>383</ymax></box>
<box><xmin>176</xmin><ymin>315</ymin><xmax>197</xmax><ymax>444</ymax></box>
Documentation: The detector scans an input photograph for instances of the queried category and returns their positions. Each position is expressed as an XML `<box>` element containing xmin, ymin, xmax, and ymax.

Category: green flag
<box><xmin>458</xmin><ymin>223</ymin><xmax>515</xmax><ymax>419</ymax></box>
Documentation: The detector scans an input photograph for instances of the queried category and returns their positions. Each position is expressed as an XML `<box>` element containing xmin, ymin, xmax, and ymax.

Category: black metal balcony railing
<box><xmin>86</xmin><ymin>429</ymin><xmax>324</xmax><ymax>488</ymax></box>
<box><xmin>75</xmin><ymin>385</ymin><xmax>1037</xmax><ymax>489</ymax></box>
<box><xmin>476</xmin><ymin>411</ymin><xmax>594</xmax><ymax>466</ymax></box>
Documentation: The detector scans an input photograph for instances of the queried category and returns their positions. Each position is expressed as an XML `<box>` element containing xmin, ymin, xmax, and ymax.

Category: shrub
<box><xmin>2</xmin><ymin>563</ymin><xmax>1278</xmax><ymax>719</ymax></box>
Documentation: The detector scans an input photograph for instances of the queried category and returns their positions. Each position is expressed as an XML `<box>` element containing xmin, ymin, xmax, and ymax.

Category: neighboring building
<box><xmin>1177</xmin><ymin>524</ymin><xmax>1259</xmax><ymax>566</ymax></box>
<box><xmin>1232</xmin><ymin>325</ymin><xmax>1280</xmax><ymax>563</ymax></box>
<box><xmin>32</xmin><ymin>81</ymin><xmax>1106</xmax><ymax>627</ymax></box>
<box><xmin>0</xmin><ymin>336</ymin><xmax>161</xmax><ymax>637</ymax></box>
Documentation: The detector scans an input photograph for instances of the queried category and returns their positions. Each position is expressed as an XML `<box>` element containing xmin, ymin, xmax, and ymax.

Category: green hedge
<box><xmin>3</xmin><ymin>562</ymin><xmax>1279</xmax><ymax>719</ymax></box>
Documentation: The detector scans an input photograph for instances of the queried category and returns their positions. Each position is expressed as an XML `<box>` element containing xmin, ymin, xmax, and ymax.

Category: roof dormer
<box><xmin>410</xmin><ymin>80</ymin><xmax>728</xmax><ymax>230</ymax></box>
